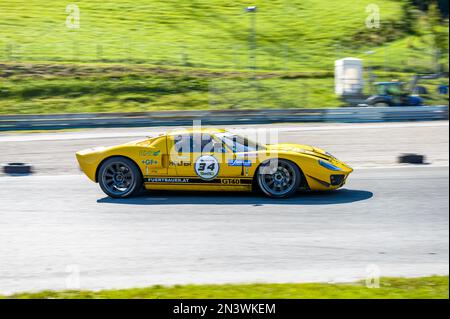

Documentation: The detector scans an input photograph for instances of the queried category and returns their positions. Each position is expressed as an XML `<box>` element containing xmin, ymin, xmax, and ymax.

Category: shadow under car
<box><xmin>97</xmin><ymin>188</ymin><xmax>373</xmax><ymax>206</ymax></box>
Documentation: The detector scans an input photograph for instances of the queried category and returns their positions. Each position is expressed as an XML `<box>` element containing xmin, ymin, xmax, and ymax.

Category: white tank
<box><xmin>335</xmin><ymin>58</ymin><xmax>363</xmax><ymax>95</ymax></box>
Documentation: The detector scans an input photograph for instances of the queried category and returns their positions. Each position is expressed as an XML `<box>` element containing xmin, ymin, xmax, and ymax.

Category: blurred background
<box><xmin>0</xmin><ymin>1</ymin><xmax>448</xmax><ymax>297</ymax></box>
<box><xmin>0</xmin><ymin>0</ymin><xmax>448</xmax><ymax>114</ymax></box>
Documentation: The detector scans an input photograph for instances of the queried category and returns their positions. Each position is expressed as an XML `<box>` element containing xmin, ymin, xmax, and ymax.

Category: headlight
<box><xmin>319</xmin><ymin>160</ymin><xmax>341</xmax><ymax>171</ymax></box>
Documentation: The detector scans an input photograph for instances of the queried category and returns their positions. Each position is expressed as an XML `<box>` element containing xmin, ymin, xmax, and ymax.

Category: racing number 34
<box><xmin>195</xmin><ymin>155</ymin><xmax>220</xmax><ymax>180</ymax></box>
<box><xmin>197</xmin><ymin>162</ymin><xmax>216</xmax><ymax>171</ymax></box>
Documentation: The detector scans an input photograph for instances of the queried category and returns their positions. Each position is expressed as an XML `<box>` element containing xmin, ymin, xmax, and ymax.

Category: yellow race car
<box><xmin>76</xmin><ymin>128</ymin><xmax>353</xmax><ymax>198</ymax></box>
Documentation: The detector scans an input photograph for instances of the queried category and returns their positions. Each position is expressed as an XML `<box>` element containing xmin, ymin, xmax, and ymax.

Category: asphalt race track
<box><xmin>0</xmin><ymin>121</ymin><xmax>449</xmax><ymax>175</ymax></box>
<box><xmin>0</xmin><ymin>122</ymin><xmax>448</xmax><ymax>293</ymax></box>
<box><xmin>0</xmin><ymin>166</ymin><xmax>448</xmax><ymax>293</ymax></box>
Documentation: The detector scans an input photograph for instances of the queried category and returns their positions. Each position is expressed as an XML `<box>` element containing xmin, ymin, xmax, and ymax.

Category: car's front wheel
<box><xmin>98</xmin><ymin>157</ymin><xmax>142</xmax><ymax>198</ymax></box>
<box><xmin>257</xmin><ymin>159</ymin><xmax>301</xmax><ymax>198</ymax></box>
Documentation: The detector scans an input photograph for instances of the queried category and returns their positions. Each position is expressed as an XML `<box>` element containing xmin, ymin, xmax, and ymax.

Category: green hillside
<box><xmin>0</xmin><ymin>0</ymin><xmax>448</xmax><ymax>114</ymax></box>
<box><xmin>0</xmin><ymin>0</ymin><xmax>405</xmax><ymax>69</ymax></box>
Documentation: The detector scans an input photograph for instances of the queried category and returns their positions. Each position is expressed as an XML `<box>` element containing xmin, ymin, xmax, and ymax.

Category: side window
<box><xmin>225</xmin><ymin>137</ymin><xmax>255</xmax><ymax>153</ymax></box>
<box><xmin>215</xmin><ymin>133</ymin><xmax>259</xmax><ymax>153</ymax></box>
<box><xmin>174</xmin><ymin>134</ymin><xmax>222</xmax><ymax>153</ymax></box>
<box><xmin>213</xmin><ymin>141</ymin><xmax>227</xmax><ymax>153</ymax></box>
<box><xmin>174</xmin><ymin>134</ymin><xmax>192</xmax><ymax>154</ymax></box>
<box><xmin>199</xmin><ymin>134</ymin><xmax>214</xmax><ymax>153</ymax></box>
<box><xmin>201</xmin><ymin>134</ymin><xmax>227</xmax><ymax>153</ymax></box>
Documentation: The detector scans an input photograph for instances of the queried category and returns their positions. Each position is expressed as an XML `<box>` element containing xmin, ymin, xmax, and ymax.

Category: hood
<box><xmin>266</xmin><ymin>143</ymin><xmax>333</xmax><ymax>160</ymax></box>
<box><xmin>266</xmin><ymin>143</ymin><xmax>353</xmax><ymax>173</ymax></box>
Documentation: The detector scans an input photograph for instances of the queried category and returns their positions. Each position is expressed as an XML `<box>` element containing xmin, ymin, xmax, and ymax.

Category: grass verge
<box><xmin>2</xmin><ymin>276</ymin><xmax>448</xmax><ymax>299</ymax></box>
<box><xmin>1</xmin><ymin>62</ymin><xmax>448</xmax><ymax>115</ymax></box>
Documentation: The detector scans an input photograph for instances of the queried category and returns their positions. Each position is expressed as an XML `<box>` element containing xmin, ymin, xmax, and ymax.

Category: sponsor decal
<box><xmin>169</xmin><ymin>161</ymin><xmax>192</xmax><ymax>167</ymax></box>
<box><xmin>195</xmin><ymin>155</ymin><xmax>219</xmax><ymax>180</ymax></box>
<box><xmin>144</xmin><ymin>177</ymin><xmax>252</xmax><ymax>185</ymax></box>
<box><xmin>228</xmin><ymin>159</ymin><xmax>252</xmax><ymax>167</ymax></box>
<box><xmin>139</xmin><ymin>150</ymin><xmax>161</xmax><ymax>157</ymax></box>
<box><xmin>142</xmin><ymin>159</ymin><xmax>158</xmax><ymax>165</ymax></box>
<box><xmin>221</xmin><ymin>178</ymin><xmax>241</xmax><ymax>185</ymax></box>
<box><xmin>145</xmin><ymin>177</ymin><xmax>190</xmax><ymax>183</ymax></box>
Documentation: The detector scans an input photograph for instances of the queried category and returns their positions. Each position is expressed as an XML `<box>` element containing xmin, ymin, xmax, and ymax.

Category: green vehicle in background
<box><xmin>361</xmin><ymin>73</ymin><xmax>448</xmax><ymax>107</ymax></box>
<box><xmin>364</xmin><ymin>81</ymin><xmax>424</xmax><ymax>107</ymax></box>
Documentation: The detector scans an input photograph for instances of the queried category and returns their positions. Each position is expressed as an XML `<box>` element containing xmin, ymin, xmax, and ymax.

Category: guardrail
<box><xmin>0</xmin><ymin>106</ymin><xmax>447</xmax><ymax>131</ymax></box>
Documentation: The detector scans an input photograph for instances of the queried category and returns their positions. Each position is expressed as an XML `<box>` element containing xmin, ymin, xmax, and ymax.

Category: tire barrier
<box><xmin>2</xmin><ymin>163</ymin><xmax>33</xmax><ymax>175</ymax></box>
<box><xmin>398</xmin><ymin>154</ymin><xmax>425</xmax><ymax>164</ymax></box>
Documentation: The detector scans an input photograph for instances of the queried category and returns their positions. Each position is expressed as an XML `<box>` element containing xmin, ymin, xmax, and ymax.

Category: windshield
<box><xmin>215</xmin><ymin>132</ymin><xmax>265</xmax><ymax>153</ymax></box>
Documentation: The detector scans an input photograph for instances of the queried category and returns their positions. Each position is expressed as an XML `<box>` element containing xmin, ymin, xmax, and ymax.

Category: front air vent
<box><xmin>330</xmin><ymin>174</ymin><xmax>345</xmax><ymax>186</ymax></box>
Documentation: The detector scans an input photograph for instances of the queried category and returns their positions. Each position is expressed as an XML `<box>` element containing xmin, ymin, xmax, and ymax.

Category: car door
<box><xmin>166</xmin><ymin>132</ymin><xmax>251</xmax><ymax>190</ymax></box>
<box><xmin>169</xmin><ymin>133</ymin><xmax>222</xmax><ymax>180</ymax></box>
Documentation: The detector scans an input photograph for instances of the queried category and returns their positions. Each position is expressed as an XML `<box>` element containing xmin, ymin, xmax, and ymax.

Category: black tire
<box><xmin>256</xmin><ymin>159</ymin><xmax>301</xmax><ymax>198</ymax></box>
<box><xmin>98</xmin><ymin>157</ymin><xmax>142</xmax><ymax>198</ymax></box>
<box><xmin>3</xmin><ymin>163</ymin><xmax>32</xmax><ymax>175</ymax></box>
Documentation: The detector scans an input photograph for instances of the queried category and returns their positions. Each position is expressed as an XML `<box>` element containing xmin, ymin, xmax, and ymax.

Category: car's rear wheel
<box><xmin>257</xmin><ymin>159</ymin><xmax>301</xmax><ymax>198</ymax></box>
<box><xmin>98</xmin><ymin>157</ymin><xmax>142</xmax><ymax>198</ymax></box>
<box><xmin>374</xmin><ymin>102</ymin><xmax>389</xmax><ymax>107</ymax></box>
